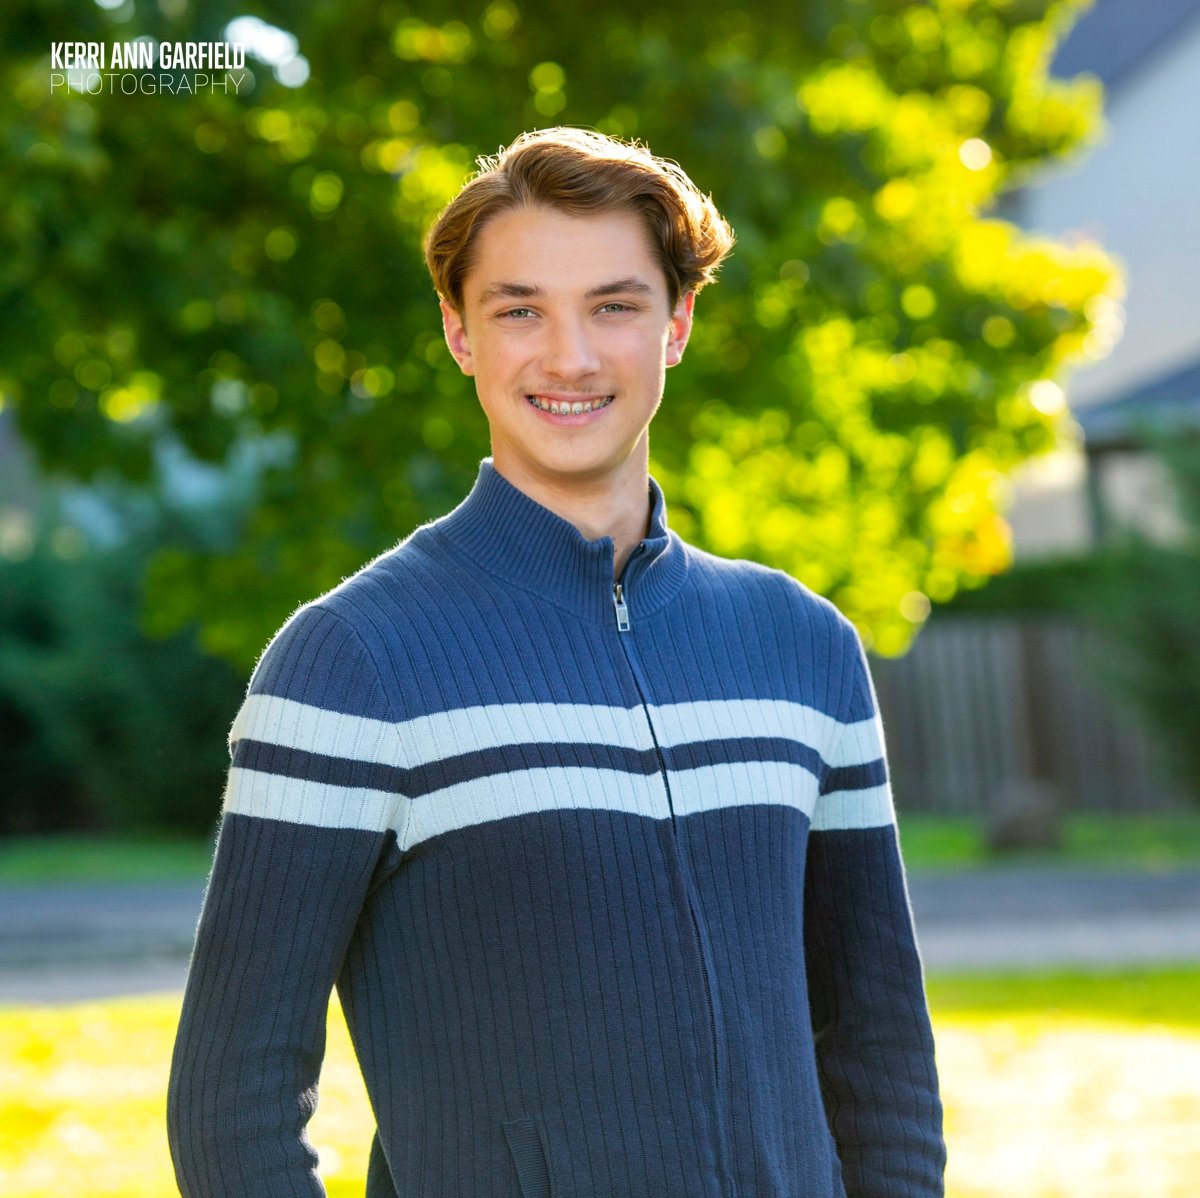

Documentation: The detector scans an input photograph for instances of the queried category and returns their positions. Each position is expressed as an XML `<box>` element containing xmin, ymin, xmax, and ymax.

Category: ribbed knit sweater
<box><xmin>167</xmin><ymin>458</ymin><xmax>945</xmax><ymax>1198</ymax></box>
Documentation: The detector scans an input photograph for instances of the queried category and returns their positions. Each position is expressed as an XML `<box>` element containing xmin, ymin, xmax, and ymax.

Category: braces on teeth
<box><xmin>527</xmin><ymin>395</ymin><xmax>615</xmax><ymax>415</ymax></box>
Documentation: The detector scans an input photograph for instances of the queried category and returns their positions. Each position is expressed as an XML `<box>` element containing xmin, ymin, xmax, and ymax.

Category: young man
<box><xmin>168</xmin><ymin>127</ymin><xmax>945</xmax><ymax>1198</ymax></box>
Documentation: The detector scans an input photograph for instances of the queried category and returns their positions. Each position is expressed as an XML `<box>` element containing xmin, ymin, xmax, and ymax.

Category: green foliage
<box><xmin>0</xmin><ymin>490</ymin><xmax>247</xmax><ymax>835</ymax></box>
<box><xmin>940</xmin><ymin>548</ymin><xmax>1113</xmax><ymax>613</ymax></box>
<box><xmin>1</xmin><ymin>0</ymin><xmax>1120</xmax><ymax>665</ymax></box>
<box><xmin>1084</xmin><ymin>436</ymin><xmax>1200</xmax><ymax>804</ymax></box>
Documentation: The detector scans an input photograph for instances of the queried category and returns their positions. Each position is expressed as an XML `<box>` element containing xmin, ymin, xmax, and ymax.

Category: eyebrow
<box><xmin>585</xmin><ymin>277</ymin><xmax>655</xmax><ymax>299</ymax></box>
<box><xmin>477</xmin><ymin>282</ymin><xmax>540</xmax><ymax>304</ymax></box>
<box><xmin>476</xmin><ymin>278</ymin><xmax>656</xmax><ymax>305</ymax></box>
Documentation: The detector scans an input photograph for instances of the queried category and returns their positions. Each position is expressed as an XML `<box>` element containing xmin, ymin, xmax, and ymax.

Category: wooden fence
<box><xmin>870</xmin><ymin>616</ymin><xmax>1189</xmax><ymax>816</ymax></box>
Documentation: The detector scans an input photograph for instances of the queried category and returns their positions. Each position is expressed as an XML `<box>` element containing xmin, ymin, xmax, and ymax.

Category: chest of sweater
<box><xmin>365</xmin><ymin>557</ymin><xmax>846</xmax><ymax>856</ymax></box>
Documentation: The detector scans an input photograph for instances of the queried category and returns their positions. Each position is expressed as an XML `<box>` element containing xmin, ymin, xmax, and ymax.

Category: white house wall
<box><xmin>1022</xmin><ymin>22</ymin><xmax>1200</xmax><ymax>406</ymax></box>
<box><xmin>1005</xmin><ymin>19</ymin><xmax>1200</xmax><ymax>556</ymax></box>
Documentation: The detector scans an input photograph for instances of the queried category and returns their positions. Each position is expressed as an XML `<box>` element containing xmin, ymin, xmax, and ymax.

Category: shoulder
<box><xmin>679</xmin><ymin>536</ymin><xmax>856</xmax><ymax>644</ymax></box>
<box><xmin>282</xmin><ymin>524</ymin><xmax>448</xmax><ymax>644</ymax></box>
<box><xmin>677</xmin><ymin>537</ymin><xmax>870</xmax><ymax>718</ymax></box>
<box><xmin>243</xmin><ymin>597</ymin><xmax>389</xmax><ymax>723</ymax></box>
<box><xmin>246</xmin><ymin>533</ymin><xmax>429</xmax><ymax>711</ymax></box>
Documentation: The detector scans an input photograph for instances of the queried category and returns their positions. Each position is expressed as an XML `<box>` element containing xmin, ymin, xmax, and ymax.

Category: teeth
<box><xmin>527</xmin><ymin>394</ymin><xmax>614</xmax><ymax>414</ymax></box>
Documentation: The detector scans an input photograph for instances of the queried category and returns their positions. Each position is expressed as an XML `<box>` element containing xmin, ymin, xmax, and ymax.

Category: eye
<box><xmin>598</xmin><ymin>301</ymin><xmax>635</xmax><ymax>314</ymax></box>
<box><xmin>498</xmin><ymin>306</ymin><xmax>536</xmax><ymax>320</ymax></box>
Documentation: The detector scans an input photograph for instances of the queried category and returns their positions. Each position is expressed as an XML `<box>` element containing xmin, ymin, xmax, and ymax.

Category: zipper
<box><xmin>612</xmin><ymin>581</ymin><xmax>630</xmax><ymax>632</ymax></box>
<box><xmin>611</xmin><ymin>564</ymin><xmax>731</xmax><ymax>1194</ymax></box>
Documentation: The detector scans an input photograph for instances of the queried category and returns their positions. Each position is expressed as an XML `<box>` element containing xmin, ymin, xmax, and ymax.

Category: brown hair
<box><xmin>424</xmin><ymin>126</ymin><xmax>735</xmax><ymax>313</ymax></box>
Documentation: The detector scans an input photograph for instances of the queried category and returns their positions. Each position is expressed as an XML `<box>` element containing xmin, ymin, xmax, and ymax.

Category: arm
<box><xmin>167</xmin><ymin>603</ymin><xmax>402</xmax><ymax>1197</ymax></box>
<box><xmin>804</xmin><ymin>622</ymin><xmax>945</xmax><ymax>1198</ymax></box>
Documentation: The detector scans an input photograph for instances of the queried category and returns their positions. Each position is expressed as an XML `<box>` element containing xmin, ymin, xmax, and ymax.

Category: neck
<box><xmin>490</xmin><ymin>445</ymin><xmax>651</xmax><ymax>579</ymax></box>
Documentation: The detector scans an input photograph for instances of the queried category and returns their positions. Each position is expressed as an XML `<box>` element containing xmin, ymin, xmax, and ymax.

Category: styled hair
<box><xmin>424</xmin><ymin>126</ymin><xmax>735</xmax><ymax>313</ymax></box>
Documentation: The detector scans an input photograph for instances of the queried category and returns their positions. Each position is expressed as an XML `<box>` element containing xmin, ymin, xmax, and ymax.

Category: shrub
<box><xmin>0</xmin><ymin>490</ymin><xmax>246</xmax><ymax>835</ymax></box>
<box><xmin>1086</xmin><ymin>436</ymin><xmax>1200</xmax><ymax>804</ymax></box>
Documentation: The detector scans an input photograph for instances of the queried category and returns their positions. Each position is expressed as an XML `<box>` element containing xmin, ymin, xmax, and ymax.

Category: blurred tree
<box><xmin>0</xmin><ymin>0</ymin><xmax>1119</xmax><ymax>665</ymax></box>
<box><xmin>0</xmin><ymin>487</ymin><xmax>247</xmax><ymax>834</ymax></box>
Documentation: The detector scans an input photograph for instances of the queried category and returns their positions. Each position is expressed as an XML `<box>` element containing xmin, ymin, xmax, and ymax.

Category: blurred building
<box><xmin>1006</xmin><ymin>0</ymin><xmax>1200</xmax><ymax>555</ymax></box>
<box><xmin>873</xmin><ymin>0</ymin><xmax>1200</xmax><ymax>823</ymax></box>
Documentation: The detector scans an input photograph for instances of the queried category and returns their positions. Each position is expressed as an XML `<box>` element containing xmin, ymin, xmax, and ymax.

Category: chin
<box><xmin>529</xmin><ymin>450</ymin><xmax>620</xmax><ymax>479</ymax></box>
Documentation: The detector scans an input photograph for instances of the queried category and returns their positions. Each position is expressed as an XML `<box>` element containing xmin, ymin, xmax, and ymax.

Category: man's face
<box><xmin>441</xmin><ymin>204</ymin><xmax>694</xmax><ymax>493</ymax></box>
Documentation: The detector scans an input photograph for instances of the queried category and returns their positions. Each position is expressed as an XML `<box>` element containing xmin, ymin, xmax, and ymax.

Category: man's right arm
<box><xmin>167</xmin><ymin>603</ymin><xmax>402</xmax><ymax>1197</ymax></box>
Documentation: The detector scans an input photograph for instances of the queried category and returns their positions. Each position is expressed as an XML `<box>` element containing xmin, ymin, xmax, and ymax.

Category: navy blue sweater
<box><xmin>167</xmin><ymin>458</ymin><xmax>944</xmax><ymax>1198</ymax></box>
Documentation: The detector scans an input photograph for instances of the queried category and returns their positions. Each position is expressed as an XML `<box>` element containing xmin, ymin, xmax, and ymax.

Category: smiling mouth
<box><xmin>526</xmin><ymin>394</ymin><xmax>614</xmax><ymax>415</ymax></box>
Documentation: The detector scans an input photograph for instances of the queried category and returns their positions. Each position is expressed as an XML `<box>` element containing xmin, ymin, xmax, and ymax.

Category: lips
<box><xmin>525</xmin><ymin>394</ymin><xmax>615</xmax><ymax>415</ymax></box>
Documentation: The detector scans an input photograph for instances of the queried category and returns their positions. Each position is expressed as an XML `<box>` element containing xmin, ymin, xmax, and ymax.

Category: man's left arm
<box><xmin>804</xmin><ymin>622</ymin><xmax>946</xmax><ymax>1198</ymax></box>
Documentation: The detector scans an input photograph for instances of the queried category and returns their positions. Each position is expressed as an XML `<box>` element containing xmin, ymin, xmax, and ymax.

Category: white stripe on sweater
<box><xmin>223</xmin><ymin>768</ymin><xmax>401</xmax><ymax>832</ymax></box>
<box><xmin>812</xmin><ymin>783</ymin><xmax>895</xmax><ymax>831</ymax></box>
<box><xmin>231</xmin><ymin>694</ymin><xmax>882</xmax><ymax>768</ymax></box>
<box><xmin>223</xmin><ymin>761</ymin><xmax>892</xmax><ymax>838</ymax></box>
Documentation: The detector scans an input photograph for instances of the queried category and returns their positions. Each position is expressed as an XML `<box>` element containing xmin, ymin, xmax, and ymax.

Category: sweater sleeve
<box><xmin>803</xmin><ymin>619</ymin><xmax>946</xmax><ymax>1198</ymax></box>
<box><xmin>167</xmin><ymin>602</ymin><xmax>403</xmax><ymax>1198</ymax></box>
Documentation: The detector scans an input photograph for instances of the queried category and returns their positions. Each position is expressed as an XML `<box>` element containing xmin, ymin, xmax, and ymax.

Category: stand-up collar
<box><xmin>430</xmin><ymin>458</ymin><xmax>689</xmax><ymax>625</ymax></box>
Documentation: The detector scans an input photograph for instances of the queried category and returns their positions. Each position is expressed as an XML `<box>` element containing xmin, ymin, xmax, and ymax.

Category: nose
<box><xmin>540</xmin><ymin>314</ymin><xmax>601</xmax><ymax>381</ymax></box>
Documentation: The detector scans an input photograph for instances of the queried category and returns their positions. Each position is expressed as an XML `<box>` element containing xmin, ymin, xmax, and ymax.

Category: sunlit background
<box><xmin>2</xmin><ymin>0</ymin><xmax>1199</xmax><ymax>1194</ymax></box>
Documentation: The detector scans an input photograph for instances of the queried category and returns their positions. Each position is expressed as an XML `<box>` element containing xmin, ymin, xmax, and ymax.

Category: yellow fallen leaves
<box><xmin>937</xmin><ymin>1014</ymin><xmax>1200</xmax><ymax>1198</ymax></box>
<box><xmin>0</xmin><ymin>992</ymin><xmax>370</xmax><ymax>1198</ymax></box>
<box><xmin>1</xmin><ymin>988</ymin><xmax>1198</xmax><ymax>1196</ymax></box>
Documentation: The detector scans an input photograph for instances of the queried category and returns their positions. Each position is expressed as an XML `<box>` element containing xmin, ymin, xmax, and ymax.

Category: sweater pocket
<box><xmin>502</xmin><ymin>1114</ymin><xmax>556</xmax><ymax>1198</ymax></box>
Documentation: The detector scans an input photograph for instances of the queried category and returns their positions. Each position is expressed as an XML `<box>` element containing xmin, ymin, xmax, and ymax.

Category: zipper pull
<box><xmin>612</xmin><ymin>581</ymin><xmax>630</xmax><ymax>632</ymax></box>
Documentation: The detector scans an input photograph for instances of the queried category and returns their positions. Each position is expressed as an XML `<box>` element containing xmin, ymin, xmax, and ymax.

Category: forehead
<box><xmin>462</xmin><ymin>204</ymin><xmax>666</xmax><ymax>301</ymax></box>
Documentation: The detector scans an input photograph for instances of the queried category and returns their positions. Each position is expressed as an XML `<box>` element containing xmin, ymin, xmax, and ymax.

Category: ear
<box><xmin>440</xmin><ymin>299</ymin><xmax>475</xmax><ymax>376</ymax></box>
<box><xmin>665</xmin><ymin>291</ymin><xmax>696</xmax><ymax>368</ymax></box>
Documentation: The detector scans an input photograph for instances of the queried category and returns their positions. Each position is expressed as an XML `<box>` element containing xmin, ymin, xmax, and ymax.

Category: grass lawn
<box><xmin>3</xmin><ymin>813</ymin><xmax>1199</xmax><ymax>885</ymax></box>
<box><xmin>0</xmin><ymin>834</ymin><xmax>217</xmax><ymax>886</ymax></box>
<box><xmin>897</xmin><ymin>811</ymin><xmax>1200</xmax><ymax>872</ymax></box>
<box><xmin>1</xmin><ymin>968</ymin><xmax>1197</xmax><ymax>1197</ymax></box>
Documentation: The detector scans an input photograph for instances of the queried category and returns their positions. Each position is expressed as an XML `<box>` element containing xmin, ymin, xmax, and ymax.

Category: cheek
<box><xmin>616</xmin><ymin>328</ymin><xmax>669</xmax><ymax>367</ymax></box>
<box><xmin>468</xmin><ymin>342</ymin><xmax>511</xmax><ymax>384</ymax></box>
<box><xmin>480</xmin><ymin>336</ymin><xmax>531</xmax><ymax>370</ymax></box>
